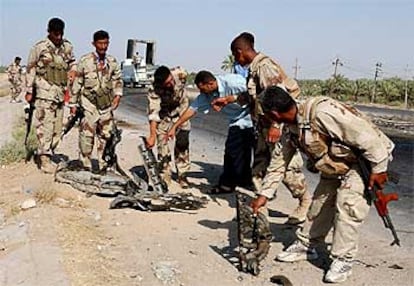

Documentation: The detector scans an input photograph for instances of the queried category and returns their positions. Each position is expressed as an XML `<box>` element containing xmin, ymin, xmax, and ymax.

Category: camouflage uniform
<box><xmin>247</xmin><ymin>52</ymin><xmax>309</xmax><ymax>221</ymax></box>
<box><xmin>260</xmin><ymin>97</ymin><xmax>394</xmax><ymax>260</ymax></box>
<box><xmin>147</xmin><ymin>71</ymin><xmax>190</xmax><ymax>179</ymax></box>
<box><xmin>6</xmin><ymin>62</ymin><xmax>23</xmax><ymax>101</ymax></box>
<box><xmin>26</xmin><ymin>38</ymin><xmax>76</xmax><ymax>158</ymax></box>
<box><xmin>71</xmin><ymin>52</ymin><xmax>123</xmax><ymax>170</ymax></box>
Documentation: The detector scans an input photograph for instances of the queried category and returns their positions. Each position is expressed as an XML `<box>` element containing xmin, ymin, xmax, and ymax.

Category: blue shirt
<box><xmin>234</xmin><ymin>63</ymin><xmax>249</xmax><ymax>78</ymax></box>
<box><xmin>190</xmin><ymin>74</ymin><xmax>252</xmax><ymax>129</ymax></box>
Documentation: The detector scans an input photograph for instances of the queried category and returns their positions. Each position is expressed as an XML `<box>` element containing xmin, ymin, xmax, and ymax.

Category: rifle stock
<box><xmin>357</xmin><ymin>156</ymin><xmax>401</xmax><ymax>246</ymax></box>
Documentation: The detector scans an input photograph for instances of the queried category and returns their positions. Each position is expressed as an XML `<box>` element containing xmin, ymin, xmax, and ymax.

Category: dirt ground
<box><xmin>0</xmin><ymin>78</ymin><xmax>413</xmax><ymax>286</ymax></box>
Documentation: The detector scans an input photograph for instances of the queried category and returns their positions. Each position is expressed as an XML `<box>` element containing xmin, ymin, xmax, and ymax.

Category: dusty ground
<box><xmin>0</xmin><ymin>77</ymin><xmax>413</xmax><ymax>286</ymax></box>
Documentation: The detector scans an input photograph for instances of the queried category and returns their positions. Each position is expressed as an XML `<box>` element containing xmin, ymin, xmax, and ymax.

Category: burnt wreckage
<box><xmin>55</xmin><ymin>126</ymin><xmax>207</xmax><ymax>211</ymax></box>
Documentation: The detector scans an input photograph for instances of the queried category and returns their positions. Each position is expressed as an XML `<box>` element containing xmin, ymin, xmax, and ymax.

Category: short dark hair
<box><xmin>48</xmin><ymin>17</ymin><xmax>65</xmax><ymax>32</ymax></box>
<box><xmin>231</xmin><ymin>31</ymin><xmax>255</xmax><ymax>51</ymax></box>
<box><xmin>194</xmin><ymin>70</ymin><xmax>216</xmax><ymax>85</ymax></box>
<box><xmin>15</xmin><ymin>56</ymin><xmax>21</xmax><ymax>62</ymax></box>
<box><xmin>93</xmin><ymin>30</ymin><xmax>110</xmax><ymax>42</ymax></box>
<box><xmin>260</xmin><ymin>86</ymin><xmax>296</xmax><ymax>114</ymax></box>
<box><xmin>154</xmin><ymin>65</ymin><xmax>171</xmax><ymax>86</ymax></box>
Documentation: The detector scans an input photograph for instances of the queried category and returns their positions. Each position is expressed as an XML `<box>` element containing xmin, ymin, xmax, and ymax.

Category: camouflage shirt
<box><xmin>147</xmin><ymin>72</ymin><xmax>190</xmax><ymax>130</ymax></box>
<box><xmin>26</xmin><ymin>37</ymin><xmax>76</xmax><ymax>101</ymax></box>
<box><xmin>260</xmin><ymin>97</ymin><xmax>394</xmax><ymax>199</ymax></box>
<box><xmin>71</xmin><ymin>52</ymin><xmax>123</xmax><ymax>113</ymax></box>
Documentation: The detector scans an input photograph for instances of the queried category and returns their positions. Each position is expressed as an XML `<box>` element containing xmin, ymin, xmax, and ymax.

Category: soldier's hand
<box><xmin>145</xmin><ymin>135</ymin><xmax>156</xmax><ymax>149</ymax></box>
<box><xmin>267</xmin><ymin>126</ymin><xmax>281</xmax><ymax>143</ymax></box>
<box><xmin>70</xmin><ymin>106</ymin><xmax>77</xmax><ymax>116</ymax></box>
<box><xmin>25</xmin><ymin>92</ymin><xmax>33</xmax><ymax>103</ymax></box>
<box><xmin>112</xmin><ymin>95</ymin><xmax>121</xmax><ymax>110</ymax></box>
<box><xmin>166</xmin><ymin>127</ymin><xmax>177</xmax><ymax>141</ymax></box>
<box><xmin>251</xmin><ymin>195</ymin><xmax>268</xmax><ymax>214</ymax></box>
<box><xmin>369</xmin><ymin>172</ymin><xmax>388</xmax><ymax>190</ymax></box>
<box><xmin>67</xmin><ymin>70</ymin><xmax>77</xmax><ymax>84</ymax></box>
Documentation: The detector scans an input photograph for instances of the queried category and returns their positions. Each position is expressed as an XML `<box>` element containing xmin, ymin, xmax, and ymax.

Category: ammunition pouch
<box><xmin>84</xmin><ymin>86</ymin><xmax>113</xmax><ymax>110</ymax></box>
<box><xmin>314</xmin><ymin>153</ymin><xmax>351</xmax><ymax>175</ymax></box>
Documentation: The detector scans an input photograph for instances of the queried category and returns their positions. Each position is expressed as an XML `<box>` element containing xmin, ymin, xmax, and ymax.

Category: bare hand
<box><xmin>250</xmin><ymin>195</ymin><xmax>268</xmax><ymax>214</ymax></box>
<box><xmin>25</xmin><ymin>93</ymin><xmax>33</xmax><ymax>103</ymax></box>
<box><xmin>70</xmin><ymin>106</ymin><xmax>77</xmax><ymax>115</ymax></box>
<box><xmin>211</xmin><ymin>97</ymin><xmax>227</xmax><ymax>112</ymax></box>
<box><xmin>267</xmin><ymin>126</ymin><xmax>281</xmax><ymax>143</ymax></box>
<box><xmin>112</xmin><ymin>95</ymin><xmax>121</xmax><ymax>110</ymax></box>
<box><xmin>145</xmin><ymin>135</ymin><xmax>156</xmax><ymax>149</ymax></box>
<box><xmin>166</xmin><ymin>127</ymin><xmax>177</xmax><ymax>141</ymax></box>
<box><xmin>369</xmin><ymin>172</ymin><xmax>388</xmax><ymax>190</ymax></box>
<box><xmin>67</xmin><ymin>70</ymin><xmax>77</xmax><ymax>84</ymax></box>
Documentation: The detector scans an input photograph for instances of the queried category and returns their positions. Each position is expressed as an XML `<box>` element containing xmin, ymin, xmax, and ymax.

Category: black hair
<box><xmin>231</xmin><ymin>31</ymin><xmax>255</xmax><ymax>51</ymax></box>
<box><xmin>48</xmin><ymin>17</ymin><xmax>65</xmax><ymax>32</ymax></box>
<box><xmin>194</xmin><ymin>70</ymin><xmax>216</xmax><ymax>85</ymax></box>
<box><xmin>260</xmin><ymin>86</ymin><xmax>296</xmax><ymax>114</ymax></box>
<box><xmin>93</xmin><ymin>30</ymin><xmax>110</xmax><ymax>42</ymax></box>
<box><xmin>15</xmin><ymin>56</ymin><xmax>22</xmax><ymax>61</ymax></box>
<box><xmin>154</xmin><ymin>65</ymin><xmax>171</xmax><ymax>86</ymax></box>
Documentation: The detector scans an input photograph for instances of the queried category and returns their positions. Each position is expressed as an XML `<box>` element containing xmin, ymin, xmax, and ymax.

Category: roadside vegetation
<box><xmin>0</xmin><ymin>117</ymin><xmax>37</xmax><ymax>165</ymax></box>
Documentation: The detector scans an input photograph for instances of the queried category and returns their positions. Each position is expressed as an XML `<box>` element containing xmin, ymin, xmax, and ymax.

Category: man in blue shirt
<box><xmin>167</xmin><ymin>71</ymin><xmax>254</xmax><ymax>193</ymax></box>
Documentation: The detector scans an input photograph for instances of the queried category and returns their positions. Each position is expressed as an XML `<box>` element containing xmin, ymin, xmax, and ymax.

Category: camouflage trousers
<box><xmin>253</xmin><ymin>124</ymin><xmax>307</xmax><ymax>198</ymax></box>
<box><xmin>9</xmin><ymin>80</ymin><xmax>22</xmax><ymax>101</ymax></box>
<box><xmin>79</xmin><ymin>109</ymin><xmax>114</xmax><ymax>170</ymax></box>
<box><xmin>34</xmin><ymin>99</ymin><xmax>64</xmax><ymax>155</ymax></box>
<box><xmin>296</xmin><ymin>166</ymin><xmax>370</xmax><ymax>259</ymax></box>
<box><xmin>156</xmin><ymin>120</ymin><xmax>190</xmax><ymax>177</ymax></box>
<box><xmin>254</xmin><ymin>141</ymin><xmax>307</xmax><ymax>199</ymax></box>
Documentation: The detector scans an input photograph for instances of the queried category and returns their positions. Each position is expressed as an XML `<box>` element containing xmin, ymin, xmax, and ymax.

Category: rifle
<box><xmin>24</xmin><ymin>87</ymin><xmax>36</xmax><ymax>162</ymax></box>
<box><xmin>101</xmin><ymin>124</ymin><xmax>123</xmax><ymax>173</ymax></box>
<box><xmin>60</xmin><ymin>106</ymin><xmax>84</xmax><ymax>140</ymax></box>
<box><xmin>358</xmin><ymin>156</ymin><xmax>401</xmax><ymax>246</ymax></box>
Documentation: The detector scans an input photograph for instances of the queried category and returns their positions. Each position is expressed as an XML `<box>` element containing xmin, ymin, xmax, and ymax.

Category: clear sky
<box><xmin>1</xmin><ymin>0</ymin><xmax>413</xmax><ymax>79</ymax></box>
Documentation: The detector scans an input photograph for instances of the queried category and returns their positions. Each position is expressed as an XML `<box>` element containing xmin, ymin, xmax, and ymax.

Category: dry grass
<box><xmin>57</xmin><ymin>213</ymin><xmax>129</xmax><ymax>286</ymax></box>
<box><xmin>33</xmin><ymin>185</ymin><xmax>58</xmax><ymax>204</ymax></box>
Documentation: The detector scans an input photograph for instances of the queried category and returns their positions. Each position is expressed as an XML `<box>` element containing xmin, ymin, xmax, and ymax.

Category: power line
<box><xmin>371</xmin><ymin>62</ymin><xmax>382</xmax><ymax>103</ymax></box>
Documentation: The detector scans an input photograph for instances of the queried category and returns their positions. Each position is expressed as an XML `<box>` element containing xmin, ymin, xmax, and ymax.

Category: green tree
<box><xmin>221</xmin><ymin>55</ymin><xmax>235</xmax><ymax>72</ymax></box>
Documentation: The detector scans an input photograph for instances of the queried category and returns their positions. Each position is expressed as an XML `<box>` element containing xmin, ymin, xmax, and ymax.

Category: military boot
<box><xmin>286</xmin><ymin>191</ymin><xmax>312</xmax><ymax>225</ymax></box>
<box><xmin>39</xmin><ymin>155</ymin><xmax>57</xmax><ymax>174</ymax></box>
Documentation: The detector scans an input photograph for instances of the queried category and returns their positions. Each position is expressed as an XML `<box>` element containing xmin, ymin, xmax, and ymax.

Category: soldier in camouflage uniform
<box><xmin>146</xmin><ymin>65</ymin><xmax>191</xmax><ymax>188</ymax></box>
<box><xmin>70</xmin><ymin>30</ymin><xmax>122</xmax><ymax>173</ymax></box>
<box><xmin>26</xmin><ymin>18</ymin><xmax>76</xmax><ymax>173</ymax></box>
<box><xmin>230</xmin><ymin>32</ymin><xmax>311</xmax><ymax>224</ymax></box>
<box><xmin>251</xmin><ymin>86</ymin><xmax>394</xmax><ymax>283</ymax></box>
<box><xmin>7</xmin><ymin>56</ymin><xmax>23</xmax><ymax>103</ymax></box>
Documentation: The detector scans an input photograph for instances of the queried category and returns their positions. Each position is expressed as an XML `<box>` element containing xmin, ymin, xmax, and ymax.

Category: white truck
<box><xmin>121</xmin><ymin>39</ymin><xmax>157</xmax><ymax>88</ymax></box>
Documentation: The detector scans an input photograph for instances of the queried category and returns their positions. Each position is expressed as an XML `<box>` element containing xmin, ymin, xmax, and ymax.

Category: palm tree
<box><xmin>221</xmin><ymin>55</ymin><xmax>235</xmax><ymax>72</ymax></box>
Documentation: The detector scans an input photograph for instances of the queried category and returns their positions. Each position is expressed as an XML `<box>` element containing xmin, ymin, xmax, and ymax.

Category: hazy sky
<box><xmin>1</xmin><ymin>0</ymin><xmax>413</xmax><ymax>79</ymax></box>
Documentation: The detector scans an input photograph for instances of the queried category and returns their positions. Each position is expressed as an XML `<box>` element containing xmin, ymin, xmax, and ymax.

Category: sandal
<box><xmin>208</xmin><ymin>185</ymin><xmax>235</xmax><ymax>194</ymax></box>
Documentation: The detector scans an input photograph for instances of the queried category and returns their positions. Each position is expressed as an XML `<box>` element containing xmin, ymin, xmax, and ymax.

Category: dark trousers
<box><xmin>219</xmin><ymin>126</ymin><xmax>254</xmax><ymax>188</ymax></box>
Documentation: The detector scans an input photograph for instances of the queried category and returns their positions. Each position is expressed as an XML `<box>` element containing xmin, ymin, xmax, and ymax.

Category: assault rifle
<box><xmin>60</xmin><ymin>106</ymin><xmax>84</xmax><ymax>139</ymax></box>
<box><xmin>24</xmin><ymin>87</ymin><xmax>36</xmax><ymax>162</ymax></box>
<box><xmin>358</xmin><ymin>156</ymin><xmax>401</xmax><ymax>246</ymax></box>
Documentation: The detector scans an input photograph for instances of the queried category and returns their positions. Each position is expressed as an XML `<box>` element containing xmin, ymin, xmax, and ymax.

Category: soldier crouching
<box><xmin>146</xmin><ymin>66</ymin><xmax>191</xmax><ymax>188</ymax></box>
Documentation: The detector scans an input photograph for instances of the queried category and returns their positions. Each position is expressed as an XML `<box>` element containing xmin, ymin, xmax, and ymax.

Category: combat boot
<box><xmin>286</xmin><ymin>191</ymin><xmax>312</xmax><ymax>225</ymax></box>
<box><xmin>39</xmin><ymin>155</ymin><xmax>56</xmax><ymax>174</ymax></box>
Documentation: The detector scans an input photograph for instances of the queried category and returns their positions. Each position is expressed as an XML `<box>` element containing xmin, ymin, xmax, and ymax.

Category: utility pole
<box><xmin>404</xmin><ymin>65</ymin><xmax>409</xmax><ymax>109</ymax></box>
<box><xmin>332</xmin><ymin>57</ymin><xmax>343</xmax><ymax>77</ymax></box>
<box><xmin>371</xmin><ymin>62</ymin><xmax>382</xmax><ymax>103</ymax></box>
<box><xmin>293</xmin><ymin>58</ymin><xmax>300</xmax><ymax>79</ymax></box>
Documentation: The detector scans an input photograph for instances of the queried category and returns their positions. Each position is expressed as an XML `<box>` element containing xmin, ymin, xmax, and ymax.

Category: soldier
<box><xmin>167</xmin><ymin>71</ymin><xmax>254</xmax><ymax>192</ymax></box>
<box><xmin>26</xmin><ymin>18</ymin><xmax>76</xmax><ymax>173</ymax></box>
<box><xmin>146</xmin><ymin>65</ymin><xmax>190</xmax><ymax>188</ymax></box>
<box><xmin>7</xmin><ymin>56</ymin><xmax>23</xmax><ymax>103</ymax></box>
<box><xmin>251</xmin><ymin>86</ymin><xmax>394</xmax><ymax>283</ymax></box>
<box><xmin>228</xmin><ymin>32</ymin><xmax>311</xmax><ymax>224</ymax></box>
<box><xmin>70</xmin><ymin>30</ymin><xmax>122</xmax><ymax>173</ymax></box>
